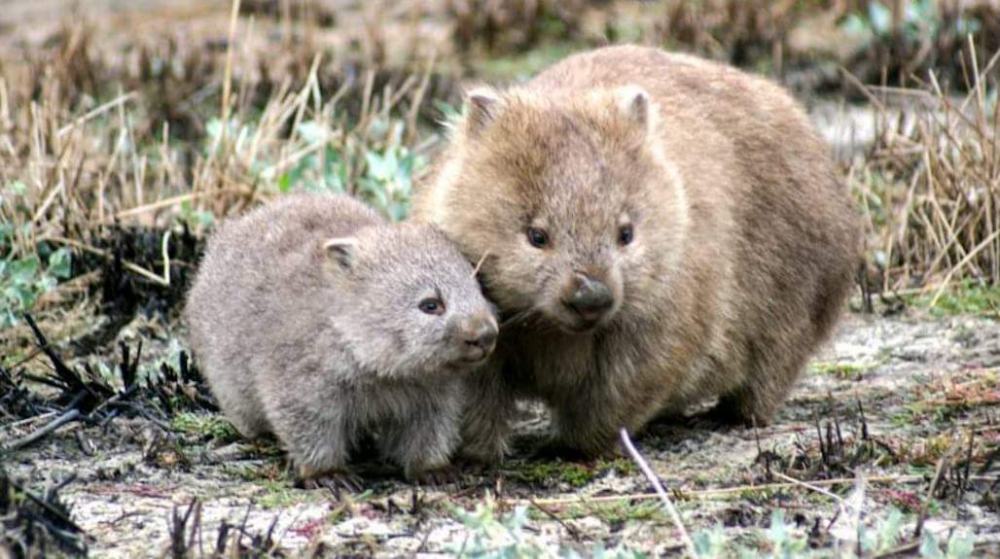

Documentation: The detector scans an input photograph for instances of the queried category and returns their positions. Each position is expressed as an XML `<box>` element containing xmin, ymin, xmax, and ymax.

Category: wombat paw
<box><xmin>299</xmin><ymin>471</ymin><xmax>364</xmax><ymax>494</ymax></box>
<box><xmin>408</xmin><ymin>465</ymin><xmax>460</xmax><ymax>486</ymax></box>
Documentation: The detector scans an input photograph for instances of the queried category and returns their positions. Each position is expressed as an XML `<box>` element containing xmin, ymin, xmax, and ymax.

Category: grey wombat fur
<box><xmin>185</xmin><ymin>194</ymin><xmax>498</xmax><ymax>480</ymax></box>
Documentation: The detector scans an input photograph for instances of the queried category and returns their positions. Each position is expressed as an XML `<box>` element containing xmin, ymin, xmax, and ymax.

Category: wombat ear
<box><xmin>465</xmin><ymin>87</ymin><xmax>503</xmax><ymax>136</ymax></box>
<box><xmin>615</xmin><ymin>85</ymin><xmax>650</xmax><ymax>130</ymax></box>
<box><xmin>322</xmin><ymin>237</ymin><xmax>357</xmax><ymax>271</ymax></box>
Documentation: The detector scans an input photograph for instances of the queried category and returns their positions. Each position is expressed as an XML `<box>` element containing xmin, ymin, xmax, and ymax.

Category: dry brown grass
<box><xmin>851</xmin><ymin>43</ymin><xmax>1000</xmax><ymax>299</ymax></box>
<box><xmin>0</xmin><ymin>19</ymin><xmax>440</xmax><ymax>252</ymax></box>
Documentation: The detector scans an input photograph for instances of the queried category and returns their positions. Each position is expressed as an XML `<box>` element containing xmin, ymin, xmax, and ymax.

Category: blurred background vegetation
<box><xmin>0</xmin><ymin>0</ymin><xmax>997</xmax><ymax>340</ymax></box>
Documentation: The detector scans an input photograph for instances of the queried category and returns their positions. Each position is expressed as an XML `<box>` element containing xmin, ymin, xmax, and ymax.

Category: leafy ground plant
<box><xmin>0</xmin><ymin>235</ymin><xmax>72</xmax><ymax>329</ymax></box>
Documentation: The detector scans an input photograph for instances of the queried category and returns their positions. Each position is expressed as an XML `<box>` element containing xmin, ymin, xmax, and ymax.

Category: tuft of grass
<box><xmin>910</xmin><ymin>282</ymin><xmax>1000</xmax><ymax>319</ymax></box>
<box><xmin>256</xmin><ymin>480</ymin><xmax>318</xmax><ymax>510</ymax></box>
<box><xmin>451</xmin><ymin>499</ymin><xmax>644</xmax><ymax>558</ymax></box>
<box><xmin>851</xmin><ymin>42</ymin><xmax>999</xmax><ymax>304</ymax></box>
<box><xmin>170</xmin><ymin>412</ymin><xmax>240</xmax><ymax>443</ymax></box>
<box><xmin>506</xmin><ymin>456</ymin><xmax>634</xmax><ymax>489</ymax></box>
<box><xmin>811</xmin><ymin>360</ymin><xmax>882</xmax><ymax>381</ymax></box>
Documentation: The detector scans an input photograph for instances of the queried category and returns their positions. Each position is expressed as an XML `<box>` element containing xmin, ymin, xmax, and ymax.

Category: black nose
<box><xmin>462</xmin><ymin>317</ymin><xmax>499</xmax><ymax>352</ymax></box>
<box><xmin>567</xmin><ymin>275</ymin><xmax>614</xmax><ymax>322</ymax></box>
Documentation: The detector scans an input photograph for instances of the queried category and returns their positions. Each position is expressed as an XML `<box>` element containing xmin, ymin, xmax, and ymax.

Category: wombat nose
<box><xmin>567</xmin><ymin>275</ymin><xmax>614</xmax><ymax>322</ymax></box>
<box><xmin>462</xmin><ymin>318</ymin><xmax>499</xmax><ymax>352</ymax></box>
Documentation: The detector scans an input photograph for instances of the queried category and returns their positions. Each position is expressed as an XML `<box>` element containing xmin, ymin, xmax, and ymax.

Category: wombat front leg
<box><xmin>549</xmin><ymin>380</ymin><xmax>630</xmax><ymax>460</ymax></box>
<box><xmin>459</xmin><ymin>358</ymin><xmax>516</xmax><ymax>466</ymax></box>
<box><xmin>379</xmin><ymin>386</ymin><xmax>462</xmax><ymax>484</ymax></box>
<box><xmin>710</xmin><ymin>352</ymin><xmax>810</xmax><ymax>427</ymax></box>
<box><xmin>266</xmin><ymin>399</ymin><xmax>358</xmax><ymax>490</ymax></box>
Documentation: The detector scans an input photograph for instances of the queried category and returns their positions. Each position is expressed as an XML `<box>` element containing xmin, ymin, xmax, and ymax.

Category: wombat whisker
<box><xmin>470</xmin><ymin>250</ymin><xmax>491</xmax><ymax>279</ymax></box>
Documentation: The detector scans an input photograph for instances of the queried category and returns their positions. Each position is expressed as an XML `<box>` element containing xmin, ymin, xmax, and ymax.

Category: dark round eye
<box><xmin>618</xmin><ymin>224</ymin><xmax>634</xmax><ymax>246</ymax></box>
<box><xmin>418</xmin><ymin>298</ymin><xmax>446</xmax><ymax>315</ymax></box>
<box><xmin>527</xmin><ymin>227</ymin><xmax>549</xmax><ymax>249</ymax></box>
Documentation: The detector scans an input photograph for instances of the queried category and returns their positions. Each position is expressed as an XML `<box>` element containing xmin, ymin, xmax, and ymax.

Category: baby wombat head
<box><xmin>321</xmin><ymin>223</ymin><xmax>498</xmax><ymax>377</ymax></box>
<box><xmin>431</xmin><ymin>85</ymin><xmax>689</xmax><ymax>333</ymax></box>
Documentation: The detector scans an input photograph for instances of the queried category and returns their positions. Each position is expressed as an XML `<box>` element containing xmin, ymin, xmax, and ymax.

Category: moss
<box><xmin>810</xmin><ymin>360</ymin><xmax>881</xmax><ymax>381</ymax></box>
<box><xmin>507</xmin><ymin>456</ymin><xmax>636</xmax><ymax>489</ymax></box>
<box><xmin>170</xmin><ymin>412</ymin><xmax>240</xmax><ymax>443</ymax></box>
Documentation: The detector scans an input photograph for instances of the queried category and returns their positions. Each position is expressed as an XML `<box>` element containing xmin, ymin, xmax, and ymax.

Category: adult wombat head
<box><xmin>425</xmin><ymin>86</ymin><xmax>689</xmax><ymax>333</ymax></box>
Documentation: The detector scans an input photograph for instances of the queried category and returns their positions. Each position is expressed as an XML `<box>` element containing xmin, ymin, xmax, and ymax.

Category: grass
<box><xmin>811</xmin><ymin>360</ymin><xmax>883</xmax><ymax>381</ymax></box>
<box><xmin>171</xmin><ymin>411</ymin><xmax>240</xmax><ymax>442</ymax></box>
<box><xmin>911</xmin><ymin>282</ymin><xmax>1000</xmax><ymax>318</ymax></box>
<box><xmin>505</xmin><ymin>457</ymin><xmax>636</xmax><ymax>489</ymax></box>
<box><xmin>850</xmin><ymin>43</ymin><xmax>999</xmax><ymax>300</ymax></box>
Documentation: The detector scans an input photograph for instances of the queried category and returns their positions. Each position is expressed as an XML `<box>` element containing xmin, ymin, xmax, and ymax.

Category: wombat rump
<box><xmin>413</xmin><ymin>45</ymin><xmax>860</xmax><ymax>462</ymax></box>
<box><xmin>185</xmin><ymin>194</ymin><xmax>498</xmax><ymax>483</ymax></box>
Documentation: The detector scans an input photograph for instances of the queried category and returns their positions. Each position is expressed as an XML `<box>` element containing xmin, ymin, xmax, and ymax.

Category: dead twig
<box><xmin>1</xmin><ymin>408</ymin><xmax>81</xmax><ymax>453</ymax></box>
<box><xmin>620</xmin><ymin>428</ymin><xmax>698</xmax><ymax>558</ymax></box>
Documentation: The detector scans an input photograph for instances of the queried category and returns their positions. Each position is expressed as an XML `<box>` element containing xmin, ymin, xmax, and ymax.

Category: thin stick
<box><xmin>1</xmin><ymin>408</ymin><xmax>81</xmax><ymax>452</ymax></box>
<box><xmin>220</xmin><ymin>0</ymin><xmax>243</xmax><ymax>150</ymax></box>
<box><xmin>161</xmin><ymin>230</ymin><xmax>172</xmax><ymax>286</ymax></box>
<box><xmin>929</xmin><ymin>229</ymin><xmax>1000</xmax><ymax>306</ymax></box>
<box><xmin>470</xmin><ymin>250</ymin><xmax>490</xmax><ymax>279</ymax></box>
<box><xmin>619</xmin><ymin>428</ymin><xmax>697</xmax><ymax>558</ymax></box>
<box><xmin>915</xmin><ymin>441</ymin><xmax>954</xmax><ymax>538</ymax></box>
<box><xmin>57</xmin><ymin>92</ymin><xmax>137</xmax><ymax>138</ymax></box>
<box><xmin>43</xmin><ymin>236</ymin><xmax>170</xmax><ymax>286</ymax></box>
<box><xmin>114</xmin><ymin>192</ymin><xmax>205</xmax><ymax>219</ymax></box>
<box><xmin>525</xmin><ymin>474</ymin><xmax>935</xmax><ymax>507</ymax></box>
<box><xmin>771</xmin><ymin>471</ymin><xmax>844</xmax><ymax>504</ymax></box>
<box><xmin>528</xmin><ymin>498</ymin><xmax>583</xmax><ymax>542</ymax></box>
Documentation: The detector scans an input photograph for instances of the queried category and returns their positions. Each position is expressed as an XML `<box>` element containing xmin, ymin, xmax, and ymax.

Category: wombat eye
<box><xmin>618</xmin><ymin>224</ymin><xmax>634</xmax><ymax>246</ymax></box>
<box><xmin>418</xmin><ymin>298</ymin><xmax>446</xmax><ymax>316</ymax></box>
<box><xmin>527</xmin><ymin>227</ymin><xmax>550</xmax><ymax>249</ymax></box>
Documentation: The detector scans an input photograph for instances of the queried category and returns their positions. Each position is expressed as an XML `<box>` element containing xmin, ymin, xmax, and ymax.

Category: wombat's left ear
<box><xmin>615</xmin><ymin>85</ymin><xmax>651</xmax><ymax>131</ymax></box>
<box><xmin>322</xmin><ymin>237</ymin><xmax>358</xmax><ymax>271</ymax></box>
<box><xmin>464</xmin><ymin>87</ymin><xmax>504</xmax><ymax>136</ymax></box>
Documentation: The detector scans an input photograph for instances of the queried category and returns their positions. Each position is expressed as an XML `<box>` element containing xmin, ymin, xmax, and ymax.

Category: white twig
<box><xmin>619</xmin><ymin>428</ymin><xmax>698</xmax><ymax>558</ymax></box>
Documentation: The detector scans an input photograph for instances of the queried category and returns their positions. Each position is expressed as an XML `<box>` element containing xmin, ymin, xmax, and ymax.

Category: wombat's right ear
<box><xmin>322</xmin><ymin>237</ymin><xmax>357</xmax><ymax>271</ymax></box>
<box><xmin>465</xmin><ymin>87</ymin><xmax>503</xmax><ymax>136</ymax></box>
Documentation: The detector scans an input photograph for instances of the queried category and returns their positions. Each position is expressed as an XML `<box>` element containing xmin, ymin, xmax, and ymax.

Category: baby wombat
<box><xmin>413</xmin><ymin>45</ymin><xmax>860</xmax><ymax>462</ymax></box>
<box><xmin>185</xmin><ymin>194</ymin><xmax>498</xmax><ymax>485</ymax></box>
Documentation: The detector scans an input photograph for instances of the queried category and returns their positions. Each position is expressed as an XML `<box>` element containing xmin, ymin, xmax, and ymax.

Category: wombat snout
<box><xmin>454</xmin><ymin>314</ymin><xmax>499</xmax><ymax>363</ymax></box>
<box><xmin>564</xmin><ymin>272</ymin><xmax>615</xmax><ymax>324</ymax></box>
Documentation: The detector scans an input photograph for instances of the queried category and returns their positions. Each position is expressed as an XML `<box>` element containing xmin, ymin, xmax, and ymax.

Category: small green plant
<box><xmin>688</xmin><ymin>507</ymin><xmax>976</xmax><ymax>558</ymax></box>
<box><xmin>451</xmin><ymin>500</ymin><xmax>644</xmax><ymax>558</ymax></box>
<box><xmin>275</xmin><ymin>118</ymin><xmax>423</xmax><ymax>221</ymax></box>
<box><xmin>256</xmin><ymin>480</ymin><xmax>312</xmax><ymax>510</ymax></box>
<box><xmin>0</xmin><ymin>227</ymin><xmax>72</xmax><ymax>329</ymax></box>
<box><xmin>507</xmin><ymin>457</ymin><xmax>634</xmax><ymax>489</ymax></box>
<box><xmin>170</xmin><ymin>412</ymin><xmax>239</xmax><ymax>443</ymax></box>
<box><xmin>911</xmin><ymin>282</ymin><xmax>1000</xmax><ymax>319</ymax></box>
<box><xmin>919</xmin><ymin>529</ymin><xmax>976</xmax><ymax>559</ymax></box>
<box><xmin>810</xmin><ymin>360</ymin><xmax>881</xmax><ymax>381</ymax></box>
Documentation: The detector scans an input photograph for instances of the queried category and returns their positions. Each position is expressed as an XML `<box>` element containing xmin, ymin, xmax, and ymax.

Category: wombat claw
<box><xmin>411</xmin><ymin>465</ymin><xmax>461</xmax><ymax>486</ymax></box>
<box><xmin>302</xmin><ymin>472</ymin><xmax>363</xmax><ymax>494</ymax></box>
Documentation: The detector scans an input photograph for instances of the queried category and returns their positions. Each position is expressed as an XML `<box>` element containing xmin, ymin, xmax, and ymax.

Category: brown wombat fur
<box><xmin>412</xmin><ymin>45</ymin><xmax>860</xmax><ymax>461</ymax></box>
<box><xmin>185</xmin><ymin>194</ymin><xmax>498</xmax><ymax>480</ymax></box>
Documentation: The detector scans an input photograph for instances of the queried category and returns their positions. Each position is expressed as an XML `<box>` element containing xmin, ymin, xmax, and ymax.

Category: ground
<box><xmin>4</xmin><ymin>308</ymin><xmax>999</xmax><ymax>557</ymax></box>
